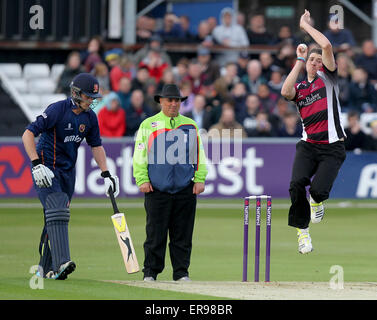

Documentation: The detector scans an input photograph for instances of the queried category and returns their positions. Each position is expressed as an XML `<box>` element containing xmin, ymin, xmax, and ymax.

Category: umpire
<box><xmin>133</xmin><ymin>84</ymin><xmax>208</xmax><ymax>281</ymax></box>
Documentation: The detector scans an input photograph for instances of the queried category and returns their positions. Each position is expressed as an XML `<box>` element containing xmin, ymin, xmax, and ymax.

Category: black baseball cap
<box><xmin>70</xmin><ymin>73</ymin><xmax>102</xmax><ymax>99</ymax></box>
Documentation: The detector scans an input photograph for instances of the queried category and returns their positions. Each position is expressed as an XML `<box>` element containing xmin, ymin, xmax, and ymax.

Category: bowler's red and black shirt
<box><xmin>292</xmin><ymin>66</ymin><xmax>346</xmax><ymax>144</ymax></box>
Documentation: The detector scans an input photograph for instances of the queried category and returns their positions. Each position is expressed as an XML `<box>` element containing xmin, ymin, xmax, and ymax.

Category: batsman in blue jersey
<box><xmin>22</xmin><ymin>73</ymin><xmax>120</xmax><ymax>280</ymax></box>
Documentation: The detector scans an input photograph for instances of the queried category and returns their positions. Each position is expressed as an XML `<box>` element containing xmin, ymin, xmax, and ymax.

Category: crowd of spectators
<box><xmin>54</xmin><ymin>8</ymin><xmax>377</xmax><ymax>150</ymax></box>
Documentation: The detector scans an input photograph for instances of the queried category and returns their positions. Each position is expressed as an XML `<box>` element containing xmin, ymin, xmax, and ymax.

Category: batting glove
<box><xmin>101</xmin><ymin>171</ymin><xmax>120</xmax><ymax>198</ymax></box>
<box><xmin>32</xmin><ymin>159</ymin><xmax>55</xmax><ymax>188</ymax></box>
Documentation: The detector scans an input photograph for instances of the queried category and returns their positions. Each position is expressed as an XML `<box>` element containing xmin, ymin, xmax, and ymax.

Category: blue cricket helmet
<box><xmin>70</xmin><ymin>73</ymin><xmax>102</xmax><ymax>99</ymax></box>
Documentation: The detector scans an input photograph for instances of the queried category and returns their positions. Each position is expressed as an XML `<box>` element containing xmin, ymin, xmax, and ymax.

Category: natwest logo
<box><xmin>74</xmin><ymin>144</ymin><xmax>266</xmax><ymax>197</ymax></box>
<box><xmin>0</xmin><ymin>146</ymin><xmax>33</xmax><ymax>195</ymax></box>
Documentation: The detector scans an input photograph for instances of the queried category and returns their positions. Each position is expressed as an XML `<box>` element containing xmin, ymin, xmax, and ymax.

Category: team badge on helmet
<box><xmin>70</xmin><ymin>73</ymin><xmax>102</xmax><ymax>109</ymax></box>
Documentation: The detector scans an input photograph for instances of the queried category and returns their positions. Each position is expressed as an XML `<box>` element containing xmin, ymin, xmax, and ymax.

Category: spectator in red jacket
<box><xmin>98</xmin><ymin>92</ymin><xmax>126</xmax><ymax>137</ymax></box>
<box><xmin>182</xmin><ymin>59</ymin><xmax>206</xmax><ymax>94</ymax></box>
<box><xmin>110</xmin><ymin>55</ymin><xmax>135</xmax><ymax>91</ymax></box>
<box><xmin>139</xmin><ymin>48</ymin><xmax>169</xmax><ymax>83</ymax></box>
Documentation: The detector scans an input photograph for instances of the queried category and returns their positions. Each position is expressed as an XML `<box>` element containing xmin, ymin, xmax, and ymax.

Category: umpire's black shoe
<box><xmin>55</xmin><ymin>261</ymin><xmax>76</xmax><ymax>280</ymax></box>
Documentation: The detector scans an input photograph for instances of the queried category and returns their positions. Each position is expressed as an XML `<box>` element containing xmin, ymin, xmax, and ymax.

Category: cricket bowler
<box><xmin>22</xmin><ymin>73</ymin><xmax>119</xmax><ymax>279</ymax></box>
<box><xmin>281</xmin><ymin>10</ymin><xmax>347</xmax><ymax>254</ymax></box>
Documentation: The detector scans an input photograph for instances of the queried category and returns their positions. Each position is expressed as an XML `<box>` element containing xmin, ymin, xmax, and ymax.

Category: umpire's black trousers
<box><xmin>143</xmin><ymin>182</ymin><xmax>197</xmax><ymax>280</ymax></box>
<box><xmin>288</xmin><ymin>140</ymin><xmax>346</xmax><ymax>229</ymax></box>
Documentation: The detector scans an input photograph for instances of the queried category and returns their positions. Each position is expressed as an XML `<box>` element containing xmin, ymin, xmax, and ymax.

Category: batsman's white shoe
<box><xmin>297</xmin><ymin>228</ymin><xmax>313</xmax><ymax>254</ymax></box>
<box><xmin>143</xmin><ymin>276</ymin><xmax>156</xmax><ymax>282</ymax></box>
<box><xmin>310</xmin><ymin>196</ymin><xmax>324</xmax><ymax>223</ymax></box>
<box><xmin>45</xmin><ymin>271</ymin><xmax>57</xmax><ymax>279</ymax></box>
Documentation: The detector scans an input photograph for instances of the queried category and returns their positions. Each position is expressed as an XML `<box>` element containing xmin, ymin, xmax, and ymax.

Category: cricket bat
<box><xmin>108</xmin><ymin>187</ymin><xmax>139</xmax><ymax>274</ymax></box>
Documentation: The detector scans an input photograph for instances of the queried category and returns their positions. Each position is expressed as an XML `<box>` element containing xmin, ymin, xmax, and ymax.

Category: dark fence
<box><xmin>0</xmin><ymin>0</ymin><xmax>107</xmax><ymax>42</ymax></box>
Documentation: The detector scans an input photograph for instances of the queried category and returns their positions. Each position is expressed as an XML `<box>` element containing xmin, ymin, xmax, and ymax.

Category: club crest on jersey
<box><xmin>79</xmin><ymin>124</ymin><xmax>86</xmax><ymax>132</ymax></box>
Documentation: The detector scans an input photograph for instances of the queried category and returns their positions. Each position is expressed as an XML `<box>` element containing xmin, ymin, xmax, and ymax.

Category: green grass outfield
<box><xmin>1</xmin><ymin>197</ymin><xmax>377</xmax><ymax>300</ymax></box>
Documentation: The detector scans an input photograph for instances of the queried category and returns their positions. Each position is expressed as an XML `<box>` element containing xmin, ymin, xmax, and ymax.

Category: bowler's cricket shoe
<box><xmin>55</xmin><ymin>261</ymin><xmax>76</xmax><ymax>280</ymax></box>
<box><xmin>297</xmin><ymin>228</ymin><xmax>313</xmax><ymax>254</ymax></box>
<box><xmin>310</xmin><ymin>196</ymin><xmax>325</xmax><ymax>223</ymax></box>
<box><xmin>176</xmin><ymin>276</ymin><xmax>191</xmax><ymax>282</ymax></box>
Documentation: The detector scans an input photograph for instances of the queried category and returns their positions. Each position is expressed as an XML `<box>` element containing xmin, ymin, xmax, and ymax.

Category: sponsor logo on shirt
<box><xmin>64</xmin><ymin>135</ymin><xmax>82</xmax><ymax>143</ymax></box>
<box><xmin>298</xmin><ymin>92</ymin><xmax>322</xmax><ymax>107</ymax></box>
<box><xmin>64</xmin><ymin>123</ymin><xmax>73</xmax><ymax>131</ymax></box>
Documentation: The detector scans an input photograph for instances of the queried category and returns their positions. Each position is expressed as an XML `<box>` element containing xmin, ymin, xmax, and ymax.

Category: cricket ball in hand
<box><xmin>298</xmin><ymin>43</ymin><xmax>308</xmax><ymax>52</ymax></box>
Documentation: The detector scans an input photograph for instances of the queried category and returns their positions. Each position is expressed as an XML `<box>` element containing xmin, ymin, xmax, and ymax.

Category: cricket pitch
<box><xmin>105</xmin><ymin>280</ymin><xmax>377</xmax><ymax>300</ymax></box>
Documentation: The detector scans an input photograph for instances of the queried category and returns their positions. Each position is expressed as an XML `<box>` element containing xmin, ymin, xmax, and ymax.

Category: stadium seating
<box><xmin>1</xmin><ymin>60</ymin><xmax>377</xmax><ymax>138</ymax></box>
<box><xmin>0</xmin><ymin>63</ymin><xmax>22</xmax><ymax>78</ymax></box>
<box><xmin>21</xmin><ymin>94</ymin><xmax>41</xmax><ymax>110</ymax></box>
<box><xmin>28</xmin><ymin>78</ymin><xmax>56</xmax><ymax>94</ymax></box>
<box><xmin>41</xmin><ymin>93</ymin><xmax>67</xmax><ymax>107</ymax></box>
<box><xmin>23</xmin><ymin>63</ymin><xmax>50</xmax><ymax>80</ymax></box>
<box><xmin>0</xmin><ymin>86</ymin><xmax>29</xmax><ymax>136</ymax></box>
<box><xmin>20</xmin><ymin>93</ymin><xmax>67</xmax><ymax>118</ymax></box>
<box><xmin>9</xmin><ymin>78</ymin><xmax>28</xmax><ymax>93</ymax></box>
<box><xmin>50</xmin><ymin>64</ymin><xmax>65</xmax><ymax>82</ymax></box>
<box><xmin>360</xmin><ymin>113</ymin><xmax>377</xmax><ymax>134</ymax></box>
<box><xmin>0</xmin><ymin>63</ymin><xmax>67</xmax><ymax>116</ymax></box>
